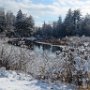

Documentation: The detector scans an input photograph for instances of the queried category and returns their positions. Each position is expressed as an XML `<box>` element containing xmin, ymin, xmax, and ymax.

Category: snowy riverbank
<box><xmin>0</xmin><ymin>68</ymin><xmax>74</xmax><ymax>90</ymax></box>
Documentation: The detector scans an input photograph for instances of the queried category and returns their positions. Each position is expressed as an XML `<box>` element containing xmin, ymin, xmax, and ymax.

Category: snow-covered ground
<box><xmin>0</xmin><ymin>68</ymin><xmax>74</xmax><ymax>90</ymax></box>
<box><xmin>0</xmin><ymin>37</ymin><xmax>90</xmax><ymax>89</ymax></box>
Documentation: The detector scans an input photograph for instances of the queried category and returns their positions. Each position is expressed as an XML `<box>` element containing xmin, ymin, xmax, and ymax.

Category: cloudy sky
<box><xmin>0</xmin><ymin>0</ymin><xmax>90</xmax><ymax>26</ymax></box>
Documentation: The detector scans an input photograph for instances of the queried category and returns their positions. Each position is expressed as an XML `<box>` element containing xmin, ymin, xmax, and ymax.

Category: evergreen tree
<box><xmin>73</xmin><ymin>10</ymin><xmax>81</xmax><ymax>35</ymax></box>
<box><xmin>6</xmin><ymin>11</ymin><xmax>15</xmax><ymax>30</ymax></box>
<box><xmin>81</xmin><ymin>14</ymin><xmax>90</xmax><ymax>36</ymax></box>
<box><xmin>24</xmin><ymin>15</ymin><xmax>34</xmax><ymax>37</ymax></box>
<box><xmin>63</xmin><ymin>9</ymin><xmax>74</xmax><ymax>36</ymax></box>
<box><xmin>57</xmin><ymin>16</ymin><xmax>63</xmax><ymax>37</ymax></box>
<box><xmin>15</xmin><ymin>10</ymin><xmax>34</xmax><ymax>37</ymax></box>
<box><xmin>0</xmin><ymin>8</ymin><xmax>6</xmax><ymax>32</ymax></box>
<box><xmin>6</xmin><ymin>11</ymin><xmax>16</xmax><ymax>37</ymax></box>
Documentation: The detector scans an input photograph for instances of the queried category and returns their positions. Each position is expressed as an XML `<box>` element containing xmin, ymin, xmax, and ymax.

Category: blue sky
<box><xmin>32</xmin><ymin>0</ymin><xmax>55</xmax><ymax>4</ymax></box>
<box><xmin>0</xmin><ymin>0</ymin><xmax>90</xmax><ymax>26</ymax></box>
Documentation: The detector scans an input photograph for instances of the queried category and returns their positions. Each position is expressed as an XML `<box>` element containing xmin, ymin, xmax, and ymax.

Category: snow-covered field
<box><xmin>0</xmin><ymin>68</ymin><xmax>74</xmax><ymax>90</ymax></box>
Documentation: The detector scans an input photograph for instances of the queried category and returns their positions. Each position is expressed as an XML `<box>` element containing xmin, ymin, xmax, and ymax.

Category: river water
<box><xmin>31</xmin><ymin>42</ymin><xmax>63</xmax><ymax>57</ymax></box>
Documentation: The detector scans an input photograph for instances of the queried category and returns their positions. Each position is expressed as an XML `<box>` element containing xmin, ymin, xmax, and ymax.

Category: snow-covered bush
<box><xmin>0</xmin><ymin>37</ymin><xmax>90</xmax><ymax>89</ymax></box>
<box><xmin>0</xmin><ymin>43</ymin><xmax>34</xmax><ymax>73</ymax></box>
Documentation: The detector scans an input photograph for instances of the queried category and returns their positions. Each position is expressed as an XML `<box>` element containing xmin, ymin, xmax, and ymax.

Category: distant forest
<box><xmin>0</xmin><ymin>8</ymin><xmax>90</xmax><ymax>39</ymax></box>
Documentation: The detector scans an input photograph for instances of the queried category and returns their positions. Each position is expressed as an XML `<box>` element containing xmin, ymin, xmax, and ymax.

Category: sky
<box><xmin>0</xmin><ymin>0</ymin><xmax>90</xmax><ymax>26</ymax></box>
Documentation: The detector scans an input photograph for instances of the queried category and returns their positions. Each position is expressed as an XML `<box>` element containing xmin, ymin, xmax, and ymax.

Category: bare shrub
<box><xmin>0</xmin><ymin>45</ymin><xmax>13</xmax><ymax>69</ymax></box>
<box><xmin>0</xmin><ymin>43</ymin><xmax>33</xmax><ymax>74</ymax></box>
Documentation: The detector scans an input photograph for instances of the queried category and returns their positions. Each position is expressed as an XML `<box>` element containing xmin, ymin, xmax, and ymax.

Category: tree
<box><xmin>23</xmin><ymin>15</ymin><xmax>34</xmax><ymax>37</ymax></box>
<box><xmin>41</xmin><ymin>21</ymin><xmax>48</xmax><ymax>38</ymax></box>
<box><xmin>15</xmin><ymin>10</ymin><xmax>24</xmax><ymax>37</ymax></box>
<box><xmin>41</xmin><ymin>22</ymin><xmax>52</xmax><ymax>39</ymax></box>
<box><xmin>6</xmin><ymin>11</ymin><xmax>15</xmax><ymax>29</ymax></box>
<box><xmin>63</xmin><ymin>9</ymin><xmax>81</xmax><ymax>36</ymax></box>
<box><xmin>56</xmin><ymin>16</ymin><xmax>63</xmax><ymax>37</ymax></box>
<box><xmin>5</xmin><ymin>11</ymin><xmax>16</xmax><ymax>37</ymax></box>
<box><xmin>63</xmin><ymin>9</ymin><xmax>74</xmax><ymax>36</ymax></box>
<box><xmin>15</xmin><ymin>10</ymin><xmax>34</xmax><ymax>37</ymax></box>
<box><xmin>73</xmin><ymin>10</ymin><xmax>81</xmax><ymax>35</ymax></box>
<box><xmin>81</xmin><ymin>14</ymin><xmax>90</xmax><ymax>36</ymax></box>
<box><xmin>0</xmin><ymin>8</ymin><xmax>6</xmax><ymax>32</ymax></box>
<box><xmin>16</xmin><ymin>10</ymin><xmax>24</xmax><ymax>23</ymax></box>
<box><xmin>52</xmin><ymin>21</ymin><xmax>58</xmax><ymax>38</ymax></box>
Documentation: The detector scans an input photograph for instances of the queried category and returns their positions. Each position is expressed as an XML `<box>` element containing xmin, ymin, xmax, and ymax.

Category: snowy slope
<box><xmin>0</xmin><ymin>69</ymin><xmax>74</xmax><ymax>90</ymax></box>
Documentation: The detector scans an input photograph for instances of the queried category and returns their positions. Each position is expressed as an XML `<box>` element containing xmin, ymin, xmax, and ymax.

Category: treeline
<box><xmin>0</xmin><ymin>8</ymin><xmax>34</xmax><ymax>37</ymax></box>
<box><xmin>35</xmin><ymin>9</ymin><xmax>90</xmax><ymax>39</ymax></box>
<box><xmin>1</xmin><ymin>8</ymin><xmax>90</xmax><ymax>39</ymax></box>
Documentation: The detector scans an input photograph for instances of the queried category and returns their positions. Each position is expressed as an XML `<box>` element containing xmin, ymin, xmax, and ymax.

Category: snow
<box><xmin>0</xmin><ymin>69</ymin><xmax>74</xmax><ymax>90</ymax></box>
<box><xmin>0</xmin><ymin>37</ymin><xmax>90</xmax><ymax>89</ymax></box>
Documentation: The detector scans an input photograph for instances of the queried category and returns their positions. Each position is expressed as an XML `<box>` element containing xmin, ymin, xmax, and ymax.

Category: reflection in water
<box><xmin>32</xmin><ymin>42</ymin><xmax>62</xmax><ymax>57</ymax></box>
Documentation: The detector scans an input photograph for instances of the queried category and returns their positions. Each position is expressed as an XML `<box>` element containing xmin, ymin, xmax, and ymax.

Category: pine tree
<box><xmin>73</xmin><ymin>10</ymin><xmax>81</xmax><ymax>35</ymax></box>
<box><xmin>57</xmin><ymin>16</ymin><xmax>63</xmax><ymax>37</ymax></box>
<box><xmin>63</xmin><ymin>9</ymin><xmax>74</xmax><ymax>36</ymax></box>
<box><xmin>0</xmin><ymin>8</ymin><xmax>6</xmax><ymax>32</ymax></box>
<box><xmin>24</xmin><ymin>15</ymin><xmax>34</xmax><ymax>37</ymax></box>
<box><xmin>15</xmin><ymin>10</ymin><xmax>34</xmax><ymax>37</ymax></box>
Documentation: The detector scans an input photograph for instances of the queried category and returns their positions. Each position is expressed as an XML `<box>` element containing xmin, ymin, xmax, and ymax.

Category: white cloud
<box><xmin>0</xmin><ymin>0</ymin><xmax>90</xmax><ymax>26</ymax></box>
